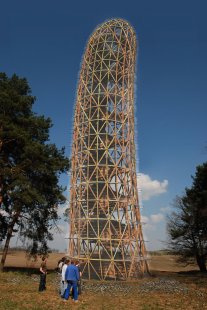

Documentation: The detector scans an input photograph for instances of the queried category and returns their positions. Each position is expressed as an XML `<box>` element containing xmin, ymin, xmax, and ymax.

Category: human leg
<box><xmin>63</xmin><ymin>281</ymin><xmax>72</xmax><ymax>300</ymax></box>
<box><xmin>72</xmin><ymin>281</ymin><xmax>78</xmax><ymax>301</ymax></box>
<box><xmin>39</xmin><ymin>274</ymin><xmax>46</xmax><ymax>291</ymax></box>
<box><xmin>44</xmin><ymin>274</ymin><xmax>46</xmax><ymax>290</ymax></box>
<box><xmin>77</xmin><ymin>279</ymin><xmax>82</xmax><ymax>295</ymax></box>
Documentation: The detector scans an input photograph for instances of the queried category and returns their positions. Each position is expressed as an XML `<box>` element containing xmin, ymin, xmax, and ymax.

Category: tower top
<box><xmin>89</xmin><ymin>18</ymin><xmax>136</xmax><ymax>43</ymax></box>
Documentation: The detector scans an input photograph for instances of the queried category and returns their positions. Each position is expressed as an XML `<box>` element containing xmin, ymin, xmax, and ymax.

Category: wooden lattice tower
<box><xmin>69</xmin><ymin>18</ymin><xmax>149</xmax><ymax>280</ymax></box>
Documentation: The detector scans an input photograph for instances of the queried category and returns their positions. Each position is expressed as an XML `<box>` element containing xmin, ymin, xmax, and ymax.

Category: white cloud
<box><xmin>141</xmin><ymin>212</ymin><xmax>166</xmax><ymax>251</ymax></box>
<box><xmin>48</xmin><ymin>203</ymin><xmax>70</xmax><ymax>252</ymax></box>
<box><xmin>48</xmin><ymin>223</ymin><xmax>69</xmax><ymax>253</ymax></box>
<box><xmin>150</xmin><ymin>213</ymin><xmax>164</xmax><ymax>223</ymax></box>
<box><xmin>141</xmin><ymin>215</ymin><xmax>150</xmax><ymax>224</ymax></box>
<box><xmin>160</xmin><ymin>206</ymin><xmax>171</xmax><ymax>213</ymax></box>
<box><xmin>137</xmin><ymin>173</ymin><xmax>168</xmax><ymax>201</ymax></box>
<box><xmin>141</xmin><ymin>213</ymin><xmax>164</xmax><ymax>225</ymax></box>
<box><xmin>58</xmin><ymin>203</ymin><xmax>69</xmax><ymax>218</ymax></box>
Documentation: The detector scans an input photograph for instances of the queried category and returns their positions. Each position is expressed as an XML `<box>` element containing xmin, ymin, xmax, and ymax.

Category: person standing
<box><xmin>63</xmin><ymin>260</ymin><xmax>80</xmax><ymax>302</ymax></box>
<box><xmin>75</xmin><ymin>260</ymin><xmax>82</xmax><ymax>295</ymax></box>
<box><xmin>57</xmin><ymin>257</ymin><xmax>65</xmax><ymax>273</ymax></box>
<box><xmin>39</xmin><ymin>257</ymin><xmax>47</xmax><ymax>292</ymax></box>
<box><xmin>60</xmin><ymin>259</ymin><xmax>69</xmax><ymax>297</ymax></box>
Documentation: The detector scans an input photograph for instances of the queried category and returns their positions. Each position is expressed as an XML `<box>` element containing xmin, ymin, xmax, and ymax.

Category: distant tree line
<box><xmin>0</xmin><ymin>72</ymin><xmax>70</xmax><ymax>271</ymax></box>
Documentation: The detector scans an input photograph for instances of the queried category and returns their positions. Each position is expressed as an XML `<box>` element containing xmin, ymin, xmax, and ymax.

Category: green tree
<box><xmin>167</xmin><ymin>162</ymin><xmax>207</xmax><ymax>272</ymax></box>
<box><xmin>0</xmin><ymin>72</ymin><xmax>69</xmax><ymax>270</ymax></box>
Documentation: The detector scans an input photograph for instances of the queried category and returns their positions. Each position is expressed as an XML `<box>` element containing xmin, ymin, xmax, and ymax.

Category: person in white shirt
<box><xmin>57</xmin><ymin>257</ymin><xmax>65</xmax><ymax>273</ymax></box>
<box><xmin>60</xmin><ymin>259</ymin><xmax>69</xmax><ymax>297</ymax></box>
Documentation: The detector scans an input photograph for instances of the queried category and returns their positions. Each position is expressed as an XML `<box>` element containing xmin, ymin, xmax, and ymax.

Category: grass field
<box><xmin>0</xmin><ymin>251</ymin><xmax>207</xmax><ymax>310</ymax></box>
<box><xmin>1</xmin><ymin>250</ymin><xmax>200</xmax><ymax>272</ymax></box>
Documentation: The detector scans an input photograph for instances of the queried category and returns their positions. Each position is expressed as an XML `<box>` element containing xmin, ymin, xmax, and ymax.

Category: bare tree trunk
<box><xmin>0</xmin><ymin>212</ymin><xmax>19</xmax><ymax>272</ymax></box>
<box><xmin>196</xmin><ymin>254</ymin><xmax>207</xmax><ymax>272</ymax></box>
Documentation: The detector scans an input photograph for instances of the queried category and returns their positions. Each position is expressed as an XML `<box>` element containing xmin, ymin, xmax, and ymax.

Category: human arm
<box><xmin>64</xmin><ymin>266</ymin><xmax>69</xmax><ymax>281</ymax></box>
<box><xmin>75</xmin><ymin>266</ymin><xmax>80</xmax><ymax>281</ymax></box>
<box><xmin>40</xmin><ymin>266</ymin><xmax>46</xmax><ymax>274</ymax></box>
<box><xmin>61</xmin><ymin>265</ymin><xmax>67</xmax><ymax>281</ymax></box>
<box><xmin>78</xmin><ymin>266</ymin><xmax>82</xmax><ymax>277</ymax></box>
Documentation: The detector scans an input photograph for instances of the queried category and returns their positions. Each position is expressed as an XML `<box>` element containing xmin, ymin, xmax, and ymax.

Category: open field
<box><xmin>0</xmin><ymin>251</ymin><xmax>207</xmax><ymax>310</ymax></box>
<box><xmin>1</xmin><ymin>250</ymin><xmax>200</xmax><ymax>272</ymax></box>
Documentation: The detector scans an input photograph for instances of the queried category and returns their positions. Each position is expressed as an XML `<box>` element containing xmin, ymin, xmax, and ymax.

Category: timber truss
<box><xmin>69</xmin><ymin>19</ymin><xmax>149</xmax><ymax>280</ymax></box>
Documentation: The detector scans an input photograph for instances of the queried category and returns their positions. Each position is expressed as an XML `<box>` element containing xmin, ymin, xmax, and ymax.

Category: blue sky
<box><xmin>1</xmin><ymin>0</ymin><xmax>207</xmax><ymax>251</ymax></box>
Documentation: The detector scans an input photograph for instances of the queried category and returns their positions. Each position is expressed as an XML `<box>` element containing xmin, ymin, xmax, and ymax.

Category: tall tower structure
<box><xmin>69</xmin><ymin>19</ymin><xmax>148</xmax><ymax>280</ymax></box>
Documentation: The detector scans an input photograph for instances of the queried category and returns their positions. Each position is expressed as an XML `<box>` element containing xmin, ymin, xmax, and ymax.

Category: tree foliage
<box><xmin>0</xmin><ymin>72</ymin><xmax>69</xmax><ymax>269</ymax></box>
<box><xmin>167</xmin><ymin>162</ymin><xmax>207</xmax><ymax>272</ymax></box>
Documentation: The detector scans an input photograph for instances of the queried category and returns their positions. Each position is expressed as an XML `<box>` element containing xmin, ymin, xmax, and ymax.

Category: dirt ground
<box><xmin>0</xmin><ymin>251</ymin><xmax>206</xmax><ymax>310</ymax></box>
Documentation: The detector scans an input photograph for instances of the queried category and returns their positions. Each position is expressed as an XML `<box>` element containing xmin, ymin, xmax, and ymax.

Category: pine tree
<box><xmin>0</xmin><ymin>73</ymin><xmax>69</xmax><ymax>270</ymax></box>
<box><xmin>167</xmin><ymin>163</ymin><xmax>207</xmax><ymax>272</ymax></box>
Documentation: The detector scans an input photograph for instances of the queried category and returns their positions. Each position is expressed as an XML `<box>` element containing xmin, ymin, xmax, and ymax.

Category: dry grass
<box><xmin>0</xmin><ymin>250</ymin><xmax>64</xmax><ymax>270</ymax></box>
<box><xmin>0</xmin><ymin>251</ymin><xmax>207</xmax><ymax>310</ymax></box>
<box><xmin>1</xmin><ymin>250</ymin><xmax>200</xmax><ymax>272</ymax></box>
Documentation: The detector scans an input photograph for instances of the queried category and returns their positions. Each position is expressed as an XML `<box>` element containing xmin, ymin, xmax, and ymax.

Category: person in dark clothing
<box><xmin>63</xmin><ymin>260</ymin><xmax>79</xmax><ymax>302</ymax></box>
<box><xmin>39</xmin><ymin>257</ymin><xmax>47</xmax><ymax>292</ymax></box>
<box><xmin>75</xmin><ymin>260</ymin><xmax>82</xmax><ymax>295</ymax></box>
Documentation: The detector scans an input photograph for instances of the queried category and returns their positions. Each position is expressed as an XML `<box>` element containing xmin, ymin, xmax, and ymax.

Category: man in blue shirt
<box><xmin>63</xmin><ymin>260</ymin><xmax>80</xmax><ymax>302</ymax></box>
